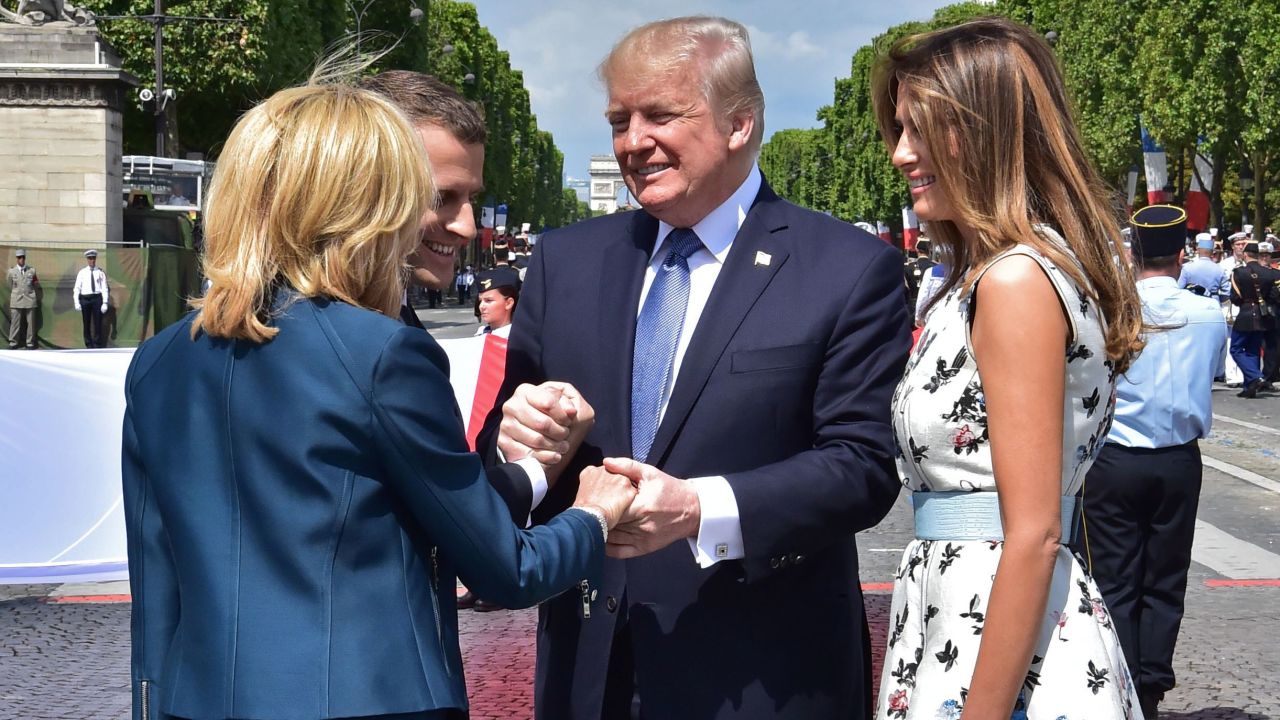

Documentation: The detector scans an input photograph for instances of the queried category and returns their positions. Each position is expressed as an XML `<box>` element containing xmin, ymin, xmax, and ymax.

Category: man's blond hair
<box><xmin>598</xmin><ymin>16</ymin><xmax>766</xmax><ymax>151</ymax></box>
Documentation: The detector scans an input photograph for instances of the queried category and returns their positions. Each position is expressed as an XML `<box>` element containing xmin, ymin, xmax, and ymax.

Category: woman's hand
<box><xmin>573</xmin><ymin>465</ymin><xmax>637</xmax><ymax>530</ymax></box>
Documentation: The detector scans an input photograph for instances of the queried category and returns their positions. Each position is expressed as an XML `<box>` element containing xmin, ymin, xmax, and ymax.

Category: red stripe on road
<box><xmin>1204</xmin><ymin>579</ymin><xmax>1280</xmax><ymax>588</ymax></box>
<box><xmin>861</xmin><ymin>582</ymin><xmax>894</xmax><ymax>592</ymax></box>
<box><xmin>47</xmin><ymin>594</ymin><xmax>132</xmax><ymax>604</ymax></box>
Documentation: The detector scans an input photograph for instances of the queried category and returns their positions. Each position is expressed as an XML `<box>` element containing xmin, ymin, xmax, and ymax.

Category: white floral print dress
<box><xmin>878</xmin><ymin>231</ymin><xmax>1141</xmax><ymax>720</ymax></box>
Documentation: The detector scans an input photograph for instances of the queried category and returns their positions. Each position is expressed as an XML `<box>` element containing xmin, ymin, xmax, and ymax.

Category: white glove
<box><xmin>74</xmin><ymin>303</ymin><xmax>81</xmax><ymax>312</ymax></box>
<box><xmin>100</xmin><ymin>303</ymin><xmax>108</xmax><ymax>314</ymax></box>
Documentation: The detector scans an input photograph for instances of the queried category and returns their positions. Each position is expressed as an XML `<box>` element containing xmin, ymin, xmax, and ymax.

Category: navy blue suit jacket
<box><xmin>491</xmin><ymin>180</ymin><xmax>910</xmax><ymax>719</ymax></box>
<box><xmin>122</xmin><ymin>295</ymin><xmax>603</xmax><ymax>720</ymax></box>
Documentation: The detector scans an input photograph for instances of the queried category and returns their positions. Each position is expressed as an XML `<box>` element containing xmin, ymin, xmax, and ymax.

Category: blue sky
<box><xmin>471</xmin><ymin>1</ymin><xmax>962</xmax><ymax>197</ymax></box>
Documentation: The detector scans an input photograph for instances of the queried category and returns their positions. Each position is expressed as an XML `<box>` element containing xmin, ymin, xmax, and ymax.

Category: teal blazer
<box><xmin>122</xmin><ymin>294</ymin><xmax>602</xmax><ymax>720</ymax></box>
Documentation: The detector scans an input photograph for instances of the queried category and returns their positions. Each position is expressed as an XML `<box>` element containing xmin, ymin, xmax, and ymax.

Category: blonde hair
<box><xmin>598</xmin><ymin>16</ymin><xmax>766</xmax><ymax>152</ymax></box>
<box><xmin>872</xmin><ymin>17</ymin><xmax>1143</xmax><ymax>374</ymax></box>
<box><xmin>192</xmin><ymin>66</ymin><xmax>433</xmax><ymax>343</ymax></box>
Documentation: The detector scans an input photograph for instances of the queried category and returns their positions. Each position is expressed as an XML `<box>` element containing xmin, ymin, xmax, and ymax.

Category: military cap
<box><xmin>915</xmin><ymin>239</ymin><xmax>932</xmax><ymax>254</ymax></box>
<box><xmin>1260</xmin><ymin>241</ymin><xmax>1274</xmax><ymax>254</ymax></box>
<box><xmin>83</xmin><ymin>249</ymin><xmax>98</xmax><ymax>258</ymax></box>
<box><xmin>476</xmin><ymin>267</ymin><xmax>519</xmax><ymax>294</ymax></box>
<box><xmin>14</xmin><ymin>248</ymin><xmax>25</xmax><ymax>257</ymax></box>
<box><xmin>1195</xmin><ymin>233</ymin><xmax>1214</xmax><ymax>250</ymax></box>
<box><xmin>1130</xmin><ymin>204</ymin><xmax>1186</xmax><ymax>258</ymax></box>
<box><xmin>1245</xmin><ymin>242</ymin><xmax>1261</xmax><ymax>254</ymax></box>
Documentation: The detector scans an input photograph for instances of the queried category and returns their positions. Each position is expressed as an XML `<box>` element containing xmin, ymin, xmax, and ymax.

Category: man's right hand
<box><xmin>498</xmin><ymin>382</ymin><xmax>595</xmax><ymax>484</ymax></box>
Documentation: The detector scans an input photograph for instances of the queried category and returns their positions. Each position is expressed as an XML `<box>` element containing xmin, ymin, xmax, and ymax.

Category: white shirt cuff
<box><xmin>513</xmin><ymin>456</ymin><xmax>548</xmax><ymax>528</ymax></box>
<box><xmin>686</xmin><ymin>476</ymin><xmax>744</xmax><ymax>568</ymax></box>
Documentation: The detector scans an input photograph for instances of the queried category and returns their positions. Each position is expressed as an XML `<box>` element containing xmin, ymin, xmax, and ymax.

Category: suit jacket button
<box><xmin>779</xmin><ymin>555</ymin><xmax>790</xmax><ymax>568</ymax></box>
<box><xmin>794</xmin><ymin>554</ymin><xmax>805</xmax><ymax>565</ymax></box>
<box><xmin>606</xmin><ymin>596</ymin><xmax>618</xmax><ymax>613</ymax></box>
<box><xmin>770</xmin><ymin>557</ymin><xmax>780</xmax><ymax>569</ymax></box>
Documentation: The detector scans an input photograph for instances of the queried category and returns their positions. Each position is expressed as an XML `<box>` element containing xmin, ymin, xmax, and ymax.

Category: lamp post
<box><xmin>1240</xmin><ymin>162</ymin><xmax>1254</xmax><ymax>232</ymax></box>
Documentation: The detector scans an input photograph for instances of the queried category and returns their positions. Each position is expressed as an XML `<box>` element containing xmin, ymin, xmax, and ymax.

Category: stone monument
<box><xmin>0</xmin><ymin>3</ymin><xmax>136</xmax><ymax>247</ymax></box>
<box><xmin>589</xmin><ymin>154</ymin><xmax>628</xmax><ymax>215</ymax></box>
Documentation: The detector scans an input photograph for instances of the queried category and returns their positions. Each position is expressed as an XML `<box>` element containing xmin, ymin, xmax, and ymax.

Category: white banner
<box><xmin>0</xmin><ymin>336</ymin><xmax>491</xmax><ymax>585</ymax></box>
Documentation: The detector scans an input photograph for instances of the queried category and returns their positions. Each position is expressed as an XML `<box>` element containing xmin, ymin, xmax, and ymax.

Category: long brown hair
<box><xmin>872</xmin><ymin>17</ymin><xmax>1142</xmax><ymax>373</ymax></box>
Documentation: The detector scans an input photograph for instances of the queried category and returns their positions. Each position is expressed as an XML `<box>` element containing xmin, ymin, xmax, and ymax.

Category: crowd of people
<box><xmin>904</xmin><ymin>223</ymin><xmax>1280</xmax><ymax>400</ymax></box>
<box><xmin>114</xmin><ymin>13</ymin><xmax>1270</xmax><ymax>720</ymax></box>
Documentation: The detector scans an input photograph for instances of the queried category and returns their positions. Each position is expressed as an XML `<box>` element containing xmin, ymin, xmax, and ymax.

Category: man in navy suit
<box><xmin>490</xmin><ymin>16</ymin><xmax>910</xmax><ymax>720</ymax></box>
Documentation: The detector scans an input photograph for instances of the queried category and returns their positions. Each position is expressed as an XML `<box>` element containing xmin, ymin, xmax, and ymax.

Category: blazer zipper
<box><xmin>140</xmin><ymin>679</ymin><xmax>151</xmax><ymax>720</ymax></box>
<box><xmin>429</xmin><ymin>546</ymin><xmax>452</xmax><ymax>676</ymax></box>
<box><xmin>580</xmin><ymin>579</ymin><xmax>592</xmax><ymax>619</ymax></box>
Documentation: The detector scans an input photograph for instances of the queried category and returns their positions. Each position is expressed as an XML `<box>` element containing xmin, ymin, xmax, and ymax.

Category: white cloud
<box><xmin>747</xmin><ymin>26</ymin><xmax>825</xmax><ymax>61</ymax></box>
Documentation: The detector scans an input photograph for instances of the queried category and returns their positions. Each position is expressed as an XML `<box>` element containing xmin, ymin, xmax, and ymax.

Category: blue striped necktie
<box><xmin>631</xmin><ymin>228</ymin><xmax>703</xmax><ymax>461</ymax></box>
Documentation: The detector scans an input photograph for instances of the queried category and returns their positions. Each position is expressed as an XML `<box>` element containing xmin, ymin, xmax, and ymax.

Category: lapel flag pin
<box><xmin>754</xmin><ymin>251</ymin><xmax>772</xmax><ymax>267</ymax></box>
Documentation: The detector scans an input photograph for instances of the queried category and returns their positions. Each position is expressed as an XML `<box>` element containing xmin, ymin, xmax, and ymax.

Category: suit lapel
<box><xmin>646</xmin><ymin>183</ymin><xmax>791</xmax><ymax>465</ymax></box>
<box><xmin>599</xmin><ymin>210</ymin><xmax>659</xmax><ymax>455</ymax></box>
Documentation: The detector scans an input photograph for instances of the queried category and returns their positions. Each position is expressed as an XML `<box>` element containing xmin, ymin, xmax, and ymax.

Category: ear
<box><xmin>727</xmin><ymin>110</ymin><xmax>756</xmax><ymax>152</ymax></box>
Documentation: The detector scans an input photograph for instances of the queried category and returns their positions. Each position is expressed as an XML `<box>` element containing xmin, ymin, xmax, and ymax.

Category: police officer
<box><xmin>72</xmin><ymin>249</ymin><xmax>109</xmax><ymax>348</ymax></box>
<box><xmin>1074</xmin><ymin>205</ymin><xmax>1228</xmax><ymax>720</ymax></box>
<box><xmin>1229</xmin><ymin>240</ymin><xmax>1280</xmax><ymax>397</ymax></box>
<box><xmin>1178</xmin><ymin>232</ymin><xmax>1229</xmax><ymax>300</ymax></box>
<box><xmin>7</xmin><ymin>248</ymin><xmax>38</xmax><ymax>349</ymax></box>
<box><xmin>1179</xmin><ymin>233</ymin><xmax>1231</xmax><ymax>381</ymax></box>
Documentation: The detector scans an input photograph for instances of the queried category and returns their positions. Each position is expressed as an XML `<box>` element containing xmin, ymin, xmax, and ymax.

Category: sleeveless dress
<box><xmin>877</xmin><ymin>231</ymin><xmax>1141</xmax><ymax>720</ymax></box>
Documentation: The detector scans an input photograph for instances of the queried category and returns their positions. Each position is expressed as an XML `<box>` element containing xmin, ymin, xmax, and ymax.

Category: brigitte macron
<box><xmin>122</xmin><ymin>76</ymin><xmax>635</xmax><ymax>720</ymax></box>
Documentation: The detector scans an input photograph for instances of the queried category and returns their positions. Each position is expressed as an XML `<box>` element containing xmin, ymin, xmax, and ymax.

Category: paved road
<box><xmin>2</xmin><ymin>380</ymin><xmax>1276</xmax><ymax>719</ymax></box>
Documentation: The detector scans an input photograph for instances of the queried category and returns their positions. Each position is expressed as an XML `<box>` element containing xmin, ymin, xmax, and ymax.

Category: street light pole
<box><xmin>153</xmin><ymin>0</ymin><xmax>165</xmax><ymax>157</ymax></box>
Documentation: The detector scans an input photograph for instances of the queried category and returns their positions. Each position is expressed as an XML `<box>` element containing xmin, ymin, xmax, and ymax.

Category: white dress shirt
<box><xmin>634</xmin><ymin>165</ymin><xmax>763</xmax><ymax>568</ymax></box>
<box><xmin>520</xmin><ymin>167</ymin><xmax>761</xmax><ymax>562</ymax></box>
<box><xmin>1108</xmin><ymin>276</ymin><xmax>1227</xmax><ymax>448</ymax></box>
<box><xmin>72</xmin><ymin>265</ymin><xmax>108</xmax><ymax>307</ymax></box>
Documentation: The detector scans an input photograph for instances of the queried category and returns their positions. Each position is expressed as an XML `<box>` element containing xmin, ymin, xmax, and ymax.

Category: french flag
<box><xmin>902</xmin><ymin>206</ymin><xmax>920</xmax><ymax>251</ymax></box>
<box><xmin>877</xmin><ymin>221</ymin><xmax>892</xmax><ymax>244</ymax></box>
<box><xmin>1186</xmin><ymin>146</ymin><xmax>1213</xmax><ymax>231</ymax></box>
<box><xmin>1141</xmin><ymin>125</ymin><xmax>1169</xmax><ymax>205</ymax></box>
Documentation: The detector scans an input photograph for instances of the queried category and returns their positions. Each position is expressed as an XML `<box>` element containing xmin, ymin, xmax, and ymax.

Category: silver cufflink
<box><xmin>715</xmin><ymin>543</ymin><xmax>729</xmax><ymax>558</ymax></box>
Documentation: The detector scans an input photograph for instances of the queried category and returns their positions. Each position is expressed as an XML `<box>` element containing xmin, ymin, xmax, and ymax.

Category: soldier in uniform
<box><xmin>72</xmin><ymin>249</ymin><xmax>109</xmax><ymax>348</ymax></box>
<box><xmin>1256</xmin><ymin>240</ymin><xmax>1279</xmax><ymax>389</ymax></box>
<box><xmin>474</xmin><ymin>267</ymin><xmax>520</xmax><ymax>338</ymax></box>
<box><xmin>7</xmin><ymin>248</ymin><xmax>38</xmax><ymax>349</ymax></box>
<box><xmin>1229</xmin><ymin>240</ymin><xmax>1280</xmax><ymax>398</ymax></box>
<box><xmin>1178</xmin><ymin>233</ymin><xmax>1229</xmax><ymax>300</ymax></box>
<box><xmin>1074</xmin><ymin>205</ymin><xmax>1228</xmax><ymax>720</ymax></box>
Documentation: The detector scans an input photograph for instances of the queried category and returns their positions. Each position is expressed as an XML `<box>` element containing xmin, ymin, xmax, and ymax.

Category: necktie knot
<box><xmin>663</xmin><ymin>228</ymin><xmax>702</xmax><ymax>267</ymax></box>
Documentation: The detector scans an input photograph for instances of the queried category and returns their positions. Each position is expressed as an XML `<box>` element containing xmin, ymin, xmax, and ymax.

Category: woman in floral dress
<box><xmin>870</xmin><ymin>18</ymin><xmax>1147</xmax><ymax>720</ymax></box>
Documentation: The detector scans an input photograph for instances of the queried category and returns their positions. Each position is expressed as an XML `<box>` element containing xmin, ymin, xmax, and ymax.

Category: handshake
<box><xmin>497</xmin><ymin>382</ymin><xmax>700</xmax><ymax>559</ymax></box>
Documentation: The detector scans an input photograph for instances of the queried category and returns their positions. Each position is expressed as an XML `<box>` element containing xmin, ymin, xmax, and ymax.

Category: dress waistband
<box><xmin>912</xmin><ymin>491</ymin><xmax>1078</xmax><ymax>542</ymax></box>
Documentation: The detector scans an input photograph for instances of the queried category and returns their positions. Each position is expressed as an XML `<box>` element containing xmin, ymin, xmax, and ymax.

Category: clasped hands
<box><xmin>498</xmin><ymin>382</ymin><xmax>701</xmax><ymax>559</ymax></box>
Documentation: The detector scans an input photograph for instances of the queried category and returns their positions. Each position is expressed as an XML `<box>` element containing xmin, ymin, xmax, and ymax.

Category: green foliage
<box><xmin>87</xmin><ymin>0</ymin><xmax>575</xmax><ymax>229</ymax></box>
<box><xmin>762</xmin><ymin>2</ymin><xmax>990</xmax><ymax>229</ymax></box>
<box><xmin>762</xmin><ymin>0</ymin><xmax>1280</xmax><ymax>233</ymax></box>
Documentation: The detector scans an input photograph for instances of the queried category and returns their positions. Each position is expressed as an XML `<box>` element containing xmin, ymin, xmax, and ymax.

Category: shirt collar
<box><xmin>651</xmin><ymin>164</ymin><xmax>762</xmax><ymax>265</ymax></box>
<box><xmin>1137</xmin><ymin>275</ymin><xmax>1178</xmax><ymax>290</ymax></box>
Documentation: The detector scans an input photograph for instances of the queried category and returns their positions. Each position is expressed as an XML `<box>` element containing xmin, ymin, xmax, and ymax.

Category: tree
<box><xmin>89</xmin><ymin>0</ymin><xmax>574</xmax><ymax>231</ymax></box>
